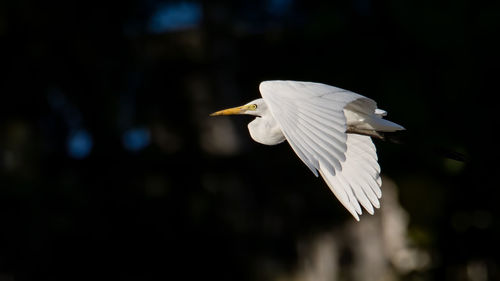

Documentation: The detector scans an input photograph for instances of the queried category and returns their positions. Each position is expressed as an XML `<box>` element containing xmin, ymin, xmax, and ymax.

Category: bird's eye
<box><xmin>249</xmin><ymin>104</ymin><xmax>258</xmax><ymax>110</ymax></box>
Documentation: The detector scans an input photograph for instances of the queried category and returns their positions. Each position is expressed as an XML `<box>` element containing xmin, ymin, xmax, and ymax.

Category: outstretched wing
<box><xmin>259</xmin><ymin>80</ymin><xmax>381</xmax><ymax>220</ymax></box>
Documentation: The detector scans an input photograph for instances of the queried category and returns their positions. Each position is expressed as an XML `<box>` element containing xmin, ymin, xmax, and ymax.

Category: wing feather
<box><xmin>323</xmin><ymin>134</ymin><xmax>381</xmax><ymax>216</ymax></box>
<box><xmin>335</xmin><ymin>172</ymin><xmax>363</xmax><ymax>216</ymax></box>
<box><xmin>319</xmin><ymin>169</ymin><xmax>360</xmax><ymax>220</ymax></box>
<box><xmin>343</xmin><ymin>168</ymin><xmax>374</xmax><ymax>214</ymax></box>
<box><xmin>296</xmin><ymin>103</ymin><xmax>347</xmax><ymax>131</ymax></box>
<box><xmin>277</xmin><ymin>113</ymin><xmax>320</xmax><ymax>175</ymax></box>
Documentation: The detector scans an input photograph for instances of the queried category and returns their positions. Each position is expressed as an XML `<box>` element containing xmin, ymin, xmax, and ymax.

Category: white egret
<box><xmin>210</xmin><ymin>80</ymin><xmax>405</xmax><ymax>220</ymax></box>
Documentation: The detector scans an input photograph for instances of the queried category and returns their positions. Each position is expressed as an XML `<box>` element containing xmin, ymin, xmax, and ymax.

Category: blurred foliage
<box><xmin>1</xmin><ymin>0</ymin><xmax>499</xmax><ymax>280</ymax></box>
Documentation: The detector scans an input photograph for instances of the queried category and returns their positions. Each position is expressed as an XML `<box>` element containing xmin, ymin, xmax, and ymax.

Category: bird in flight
<box><xmin>210</xmin><ymin>80</ymin><xmax>405</xmax><ymax>220</ymax></box>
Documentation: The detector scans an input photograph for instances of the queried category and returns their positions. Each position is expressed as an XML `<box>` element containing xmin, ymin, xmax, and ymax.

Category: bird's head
<box><xmin>210</xmin><ymin>98</ymin><xmax>267</xmax><ymax>117</ymax></box>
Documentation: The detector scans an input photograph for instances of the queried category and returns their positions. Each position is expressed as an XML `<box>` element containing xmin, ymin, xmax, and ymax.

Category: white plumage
<box><xmin>210</xmin><ymin>80</ymin><xmax>405</xmax><ymax>220</ymax></box>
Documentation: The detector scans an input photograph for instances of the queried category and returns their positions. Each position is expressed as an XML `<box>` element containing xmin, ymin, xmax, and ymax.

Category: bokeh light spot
<box><xmin>67</xmin><ymin>129</ymin><xmax>93</xmax><ymax>159</ymax></box>
<box><xmin>122</xmin><ymin>127</ymin><xmax>151</xmax><ymax>152</ymax></box>
<box><xmin>148</xmin><ymin>2</ymin><xmax>202</xmax><ymax>33</ymax></box>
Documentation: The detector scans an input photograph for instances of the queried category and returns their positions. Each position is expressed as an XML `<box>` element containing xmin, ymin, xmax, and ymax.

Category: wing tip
<box><xmin>348</xmin><ymin>206</ymin><xmax>361</xmax><ymax>221</ymax></box>
<box><xmin>352</xmin><ymin>213</ymin><xmax>360</xmax><ymax>221</ymax></box>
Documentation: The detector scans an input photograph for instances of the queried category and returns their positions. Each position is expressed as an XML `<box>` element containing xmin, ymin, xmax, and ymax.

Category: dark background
<box><xmin>1</xmin><ymin>0</ymin><xmax>498</xmax><ymax>280</ymax></box>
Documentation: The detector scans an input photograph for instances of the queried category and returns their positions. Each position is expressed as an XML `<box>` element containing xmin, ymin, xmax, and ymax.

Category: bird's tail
<box><xmin>344</xmin><ymin>107</ymin><xmax>405</xmax><ymax>139</ymax></box>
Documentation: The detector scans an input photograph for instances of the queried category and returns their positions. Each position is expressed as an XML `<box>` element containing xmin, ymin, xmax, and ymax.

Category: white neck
<box><xmin>247</xmin><ymin>114</ymin><xmax>286</xmax><ymax>145</ymax></box>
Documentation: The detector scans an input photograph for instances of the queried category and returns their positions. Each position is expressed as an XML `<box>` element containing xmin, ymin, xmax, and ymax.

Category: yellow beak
<box><xmin>210</xmin><ymin>105</ymin><xmax>248</xmax><ymax>116</ymax></box>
